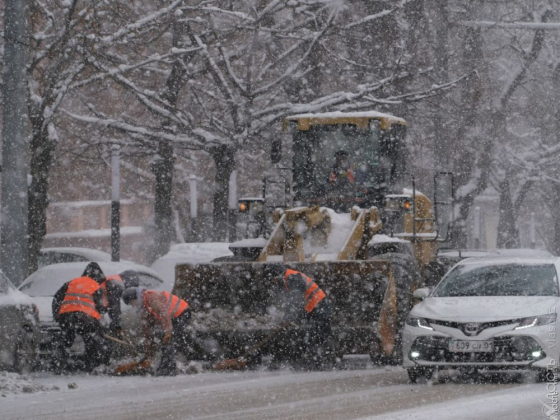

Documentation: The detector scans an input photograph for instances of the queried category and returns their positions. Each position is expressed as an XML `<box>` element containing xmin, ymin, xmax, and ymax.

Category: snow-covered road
<box><xmin>2</xmin><ymin>363</ymin><xmax>549</xmax><ymax>420</ymax></box>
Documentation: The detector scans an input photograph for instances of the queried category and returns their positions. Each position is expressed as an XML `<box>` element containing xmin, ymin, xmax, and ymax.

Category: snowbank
<box><xmin>0</xmin><ymin>372</ymin><xmax>58</xmax><ymax>396</ymax></box>
<box><xmin>0</xmin><ymin>287</ymin><xmax>34</xmax><ymax>308</ymax></box>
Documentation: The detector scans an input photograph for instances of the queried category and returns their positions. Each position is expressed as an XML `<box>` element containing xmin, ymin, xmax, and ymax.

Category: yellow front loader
<box><xmin>174</xmin><ymin>112</ymin><xmax>453</xmax><ymax>363</ymax></box>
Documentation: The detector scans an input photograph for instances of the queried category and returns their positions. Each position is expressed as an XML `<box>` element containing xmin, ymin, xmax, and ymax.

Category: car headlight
<box><xmin>406</xmin><ymin>316</ymin><xmax>434</xmax><ymax>331</ymax></box>
<box><xmin>515</xmin><ymin>313</ymin><xmax>557</xmax><ymax>330</ymax></box>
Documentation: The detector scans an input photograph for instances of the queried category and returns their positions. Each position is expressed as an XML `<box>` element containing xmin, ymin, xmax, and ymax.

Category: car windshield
<box><xmin>434</xmin><ymin>263</ymin><xmax>559</xmax><ymax>297</ymax></box>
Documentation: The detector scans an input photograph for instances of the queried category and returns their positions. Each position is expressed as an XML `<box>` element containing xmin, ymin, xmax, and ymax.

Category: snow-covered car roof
<box><xmin>452</xmin><ymin>256</ymin><xmax>560</xmax><ymax>268</ymax></box>
<box><xmin>41</xmin><ymin>247</ymin><xmax>113</xmax><ymax>261</ymax></box>
<box><xmin>19</xmin><ymin>262</ymin><xmax>164</xmax><ymax>297</ymax></box>
<box><xmin>438</xmin><ymin>248</ymin><xmax>553</xmax><ymax>259</ymax></box>
<box><xmin>150</xmin><ymin>242</ymin><xmax>233</xmax><ymax>285</ymax></box>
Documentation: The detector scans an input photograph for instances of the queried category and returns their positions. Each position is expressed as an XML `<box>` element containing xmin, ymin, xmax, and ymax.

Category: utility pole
<box><xmin>530</xmin><ymin>212</ymin><xmax>536</xmax><ymax>249</ymax></box>
<box><xmin>189</xmin><ymin>176</ymin><xmax>198</xmax><ymax>240</ymax></box>
<box><xmin>473</xmin><ymin>207</ymin><xmax>481</xmax><ymax>249</ymax></box>
<box><xmin>228</xmin><ymin>170</ymin><xmax>237</xmax><ymax>242</ymax></box>
<box><xmin>111</xmin><ymin>145</ymin><xmax>120</xmax><ymax>261</ymax></box>
<box><xmin>1</xmin><ymin>0</ymin><xmax>29</xmax><ymax>285</ymax></box>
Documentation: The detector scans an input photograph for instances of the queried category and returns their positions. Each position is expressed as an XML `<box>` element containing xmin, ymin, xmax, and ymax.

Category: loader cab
<box><xmin>282</xmin><ymin>112</ymin><xmax>407</xmax><ymax>212</ymax></box>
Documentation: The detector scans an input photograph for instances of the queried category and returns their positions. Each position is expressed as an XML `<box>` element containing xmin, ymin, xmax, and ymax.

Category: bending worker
<box><xmin>264</xmin><ymin>265</ymin><xmax>334</xmax><ymax>369</ymax></box>
<box><xmin>52</xmin><ymin>262</ymin><xmax>108</xmax><ymax>372</ymax></box>
<box><xmin>122</xmin><ymin>288</ymin><xmax>191</xmax><ymax>376</ymax></box>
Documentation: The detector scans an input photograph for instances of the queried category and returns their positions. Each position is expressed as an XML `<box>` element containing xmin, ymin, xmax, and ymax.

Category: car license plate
<box><xmin>448</xmin><ymin>340</ymin><xmax>494</xmax><ymax>352</ymax></box>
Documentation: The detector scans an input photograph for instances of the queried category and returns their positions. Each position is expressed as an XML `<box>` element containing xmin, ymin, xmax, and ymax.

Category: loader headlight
<box><xmin>406</xmin><ymin>316</ymin><xmax>434</xmax><ymax>331</ymax></box>
<box><xmin>515</xmin><ymin>313</ymin><xmax>556</xmax><ymax>330</ymax></box>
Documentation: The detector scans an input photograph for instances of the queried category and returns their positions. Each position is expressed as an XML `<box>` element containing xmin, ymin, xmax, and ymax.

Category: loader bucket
<box><xmin>174</xmin><ymin>260</ymin><xmax>410</xmax><ymax>359</ymax></box>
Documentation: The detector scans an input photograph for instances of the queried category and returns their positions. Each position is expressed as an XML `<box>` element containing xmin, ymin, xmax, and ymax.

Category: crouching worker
<box><xmin>264</xmin><ymin>265</ymin><xmax>334</xmax><ymax>370</ymax></box>
<box><xmin>52</xmin><ymin>262</ymin><xmax>109</xmax><ymax>372</ymax></box>
<box><xmin>122</xmin><ymin>288</ymin><xmax>191</xmax><ymax>376</ymax></box>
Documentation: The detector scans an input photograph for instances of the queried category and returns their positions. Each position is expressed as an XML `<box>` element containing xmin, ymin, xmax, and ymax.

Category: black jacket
<box><xmin>103</xmin><ymin>279</ymin><xmax>124</xmax><ymax>331</ymax></box>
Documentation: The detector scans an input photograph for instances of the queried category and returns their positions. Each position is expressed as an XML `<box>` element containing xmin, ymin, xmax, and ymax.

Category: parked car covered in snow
<box><xmin>18</xmin><ymin>261</ymin><xmax>165</xmax><ymax>370</ymax></box>
<box><xmin>38</xmin><ymin>247</ymin><xmax>115</xmax><ymax>269</ymax></box>
<box><xmin>0</xmin><ymin>271</ymin><xmax>40</xmax><ymax>373</ymax></box>
<box><xmin>403</xmin><ymin>257</ymin><xmax>560</xmax><ymax>383</ymax></box>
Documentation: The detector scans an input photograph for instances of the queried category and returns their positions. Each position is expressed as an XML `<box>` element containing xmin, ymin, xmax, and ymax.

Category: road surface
<box><xmin>2</xmin><ymin>360</ymin><xmax>552</xmax><ymax>420</ymax></box>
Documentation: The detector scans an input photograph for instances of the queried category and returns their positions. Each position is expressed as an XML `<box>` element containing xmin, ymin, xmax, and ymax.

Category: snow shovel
<box><xmin>114</xmin><ymin>358</ymin><xmax>152</xmax><ymax>376</ymax></box>
<box><xmin>103</xmin><ymin>335</ymin><xmax>151</xmax><ymax>376</ymax></box>
<box><xmin>213</xmin><ymin>322</ymin><xmax>294</xmax><ymax>371</ymax></box>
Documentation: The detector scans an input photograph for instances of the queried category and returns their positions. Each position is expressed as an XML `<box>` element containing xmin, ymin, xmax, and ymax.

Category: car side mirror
<box><xmin>413</xmin><ymin>287</ymin><xmax>430</xmax><ymax>299</ymax></box>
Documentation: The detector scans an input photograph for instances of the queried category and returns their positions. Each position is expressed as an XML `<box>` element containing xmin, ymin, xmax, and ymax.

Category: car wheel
<box><xmin>13</xmin><ymin>327</ymin><xmax>37</xmax><ymax>374</ymax></box>
<box><xmin>407</xmin><ymin>367</ymin><xmax>433</xmax><ymax>384</ymax></box>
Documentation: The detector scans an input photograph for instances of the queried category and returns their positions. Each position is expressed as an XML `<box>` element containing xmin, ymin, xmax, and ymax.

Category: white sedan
<box><xmin>403</xmin><ymin>257</ymin><xmax>560</xmax><ymax>382</ymax></box>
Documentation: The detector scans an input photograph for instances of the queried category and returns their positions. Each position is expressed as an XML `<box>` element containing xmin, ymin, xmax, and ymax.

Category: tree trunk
<box><xmin>1</xmin><ymin>0</ymin><xmax>30</xmax><ymax>285</ymax></box>
<box><xmin>211</xmin><ymin>145</ymin><xmax>235</xmax><ymax>241</ymax></box>
<box><xmin>27</xmin><ymin>121</ymin><xmax>56</xmax><ymax>275</ymax></box>
<box><xmin>151</xmin><ymin>141</ymin><xmax>175</xmax><ymax>261</ymax></box>
<box><xmin>496</xmin><ymin>177</ymin><xmax>519</xmax><ymax>248</ymax></box>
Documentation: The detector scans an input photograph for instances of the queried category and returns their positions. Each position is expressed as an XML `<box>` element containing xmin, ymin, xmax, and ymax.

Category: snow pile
<box><xmin>191</xmin><ymin>307</ymin><xmax>284</xmax><ymax>331</ymax></box>
<box><xmin>229</xmin><ymin>238</ymin><xmax>268</xmax><ymax>248</ymax></box>
<box><xmin>0</xmin><ymin>372</ymin><xmax>59</xmax><ymax>395</ymax></box>
<box><xmin>305</xmin><ymin>209</ymin><xmax>355</xmax><ymax>258</ymax></box>
<box><xmin>0</xmin><ymin>287</ymin><xmax>34</xmax><ymax>308</ymax></box>
<box><xmin>368</xmin><ymin>234</ymin><xmax>410</xmax><ymax>245</ymax></box>
<box><xmin>151</xmin><ymin>242</ymin><xmax>233</xmax><ymax>284</ymax></box>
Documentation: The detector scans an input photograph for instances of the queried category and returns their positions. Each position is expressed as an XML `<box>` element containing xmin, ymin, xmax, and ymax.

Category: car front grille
<box><xmin>427</xmin><ymin>319</ymin><xmax>518</xmax><ymax>337</ymax></box>
<box><xmin>410</xmin><ymin>335</ymin><xmax>545</xmax><ymax>364</ymax></box>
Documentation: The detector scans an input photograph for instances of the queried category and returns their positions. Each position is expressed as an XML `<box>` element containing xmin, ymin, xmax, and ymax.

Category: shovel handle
<box><xmin>103</xmin><ymin>333</ymin><xmax>134</xmax><ymax>348</ymax></box>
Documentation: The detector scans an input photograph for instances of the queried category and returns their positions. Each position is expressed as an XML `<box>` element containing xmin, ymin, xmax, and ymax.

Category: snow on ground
<box><xmin>0</xmin><ymin>371</ymin><xmax>59</xmax><ymax>396</ymax></box>
<box><xmin>2</xmin><ymin>363</ymin><xmax>535</xmax><ymax>420</ymax></box>
<box><xmin>150</xmin><ymin>242</ymin><xmax>233</xmax><ymax>284</ymax></box>
<box><xmin>363</xmin><ymin>382</ymin><xmax>548</xmax><ymax>420</ymax></box>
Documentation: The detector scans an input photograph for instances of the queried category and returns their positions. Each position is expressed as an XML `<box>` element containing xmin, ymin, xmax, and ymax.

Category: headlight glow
<box><xmin>515</xmin><ymin>313</ymin><xmax>557</xmax><ymax>330</ymax></box>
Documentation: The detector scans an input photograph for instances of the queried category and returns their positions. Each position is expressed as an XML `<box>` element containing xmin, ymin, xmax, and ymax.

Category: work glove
<box><xmin>162</xmin><ymin>332</ymin><xmax>173</xmax><ymax>345</ymax></box>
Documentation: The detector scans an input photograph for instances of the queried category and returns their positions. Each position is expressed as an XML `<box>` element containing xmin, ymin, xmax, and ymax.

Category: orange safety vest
<box><xmin>143</xmin><ymin>291</ymin><xmax>189</xmax><ymax>320</ymax></box>
<box><xmin>283</xmin><ymin>269</ymin><xmax>326</xmax><ymax>314</ymax></box>
<box><xmin>58</xmin><ymin>277</ymin><xmax>101</xmax><ymax>320</ymax></box>
<box><xmin>100</xmin><ymin>275</ymin><xmax>124</xmax><ymax>309</ymax></box>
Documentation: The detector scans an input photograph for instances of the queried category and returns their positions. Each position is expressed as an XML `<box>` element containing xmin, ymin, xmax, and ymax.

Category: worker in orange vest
<box><xmin>52</xmin><ymin>262</ymin><xmax>108</xmax><ymax>372</ymax></box>
<box><xmin>264</xmin><ymin>264</ymin><xmax>334</xmax><ymax>369</ymax></box>
<box><xmin>328</xmin><ymin>150</ymin><xmax>355</xmax><ymax>187</ymax></box>
<box><xmin>99</xmin><ymin>270</ymin><xmax>140</xmax><ymax>336</ymax></box>
<box><xmin>122</xmin><ymin>288</ymin><xmax>191</xmax><ymax>376</ymax></box>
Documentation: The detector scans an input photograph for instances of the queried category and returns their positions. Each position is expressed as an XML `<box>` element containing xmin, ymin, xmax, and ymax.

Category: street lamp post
<box><xmin>111</xmin><ymin>145</ymin><xmax>120</xmax><ymax>261</ymax></box>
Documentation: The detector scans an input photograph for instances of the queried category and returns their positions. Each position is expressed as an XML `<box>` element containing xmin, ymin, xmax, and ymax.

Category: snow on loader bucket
<box><xmin>173</xmin><ymin>259</ymin><xmax>411</xmax><ymax>363</ymax></box>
